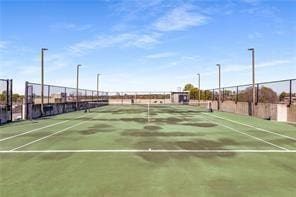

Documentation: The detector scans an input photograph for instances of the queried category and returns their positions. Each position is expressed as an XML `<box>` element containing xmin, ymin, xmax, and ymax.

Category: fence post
<box><xmin>24</xmin><ymin>81</ymin><xmax>31</xmax><ymax>120</ymax></box>
<box><xmin>64</xmin><ymin>88</ymin><xmax>67</xmax><ymax>103</ymax></box>
<box><xmin>48</xmin><ymin>85</ymin><xmax>50</xmax><ymax>104</ymax></box>
<box><xmin>6</xmin><ymin>79</ymin><xmax>9</xmax><ymax>111</ymax></box>
<box><xmin>256</xmin><ymin>83</ymin><xmax>259</xmax><ymax>105</ymax></box>
<box><xmin>64</xmin><ymin>87</ymin><xmax>67</xmax><ymax>113</ymax></box>
<box><xmin>289</xmin><ymin>80</ymin><xmax>292</xmax><ymax>107</ymax></box>
<box><xmin>236</xmin><ymin>86</ymin><xmax>238</xmax><ymax>104</ymax></box>
<box><xmin>9</xmin><ymin>79</ymin><xmax>13</xmax><ymax>122</ymax></box>
<box><xmin>222</xmin><ymin>88</ymin><xmax>224</xmax><ymax>102</ymax></box>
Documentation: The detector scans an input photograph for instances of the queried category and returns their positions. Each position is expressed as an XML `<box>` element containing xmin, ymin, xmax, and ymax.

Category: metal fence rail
<box><xmin>202</xmin><ymin>79</ymin><xmax>295</xmax><ymax>106</ymax></box>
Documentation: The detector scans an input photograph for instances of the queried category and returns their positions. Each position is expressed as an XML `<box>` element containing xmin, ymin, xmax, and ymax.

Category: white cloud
<box><xmin>68</xmin><ymin>33</ymin><xmax>161</xmax><ymax>54</ymax></box>
<box><xmin>50</xmin><ymin>22</ymin><xmax>93</xmax><ymax>31</ymax></box>
<box><xmin>180</xmin><ymin>55</ymin><xmax>200</xmax><ymax>61</ymax></box>
<box><xmin>241</xmin><ymin>5</ymin><xmax>279</xmax><ymax>18</ymax></box>
<box><xmin>201</xmin><ymin>59</ymin><xmax>291</xmax><ymax>76</ymax></box>
<box><xmin>0</xmin><ymin>41</ymin><xmax>9</xmax><ymax>50</ymax></box>
<box><xmin>144</xmin><ymin>52</ymin><xmax>175</xmax><ymax>59</ymax></box>
<box><xmin>154</xmin><ymin>5</ymin><xmax>208</xmax><ymax>32</ymax></box>
<box><xmin>247</xmin><ymin>32</ymin><xmax>262</xmax><ymax>40</ymax></box>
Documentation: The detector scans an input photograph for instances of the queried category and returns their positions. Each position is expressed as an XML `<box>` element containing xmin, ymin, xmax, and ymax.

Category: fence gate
<box><xmin>0</xmin><ymin>79</ymin><xmax>12</xmax><ymax>125</ymax></box>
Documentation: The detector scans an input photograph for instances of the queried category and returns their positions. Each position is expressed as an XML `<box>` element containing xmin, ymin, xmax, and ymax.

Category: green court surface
<box><xmin>0</xmin><ymin>104</ymin><xmax>296</xmax><ymax>196</ymax></box>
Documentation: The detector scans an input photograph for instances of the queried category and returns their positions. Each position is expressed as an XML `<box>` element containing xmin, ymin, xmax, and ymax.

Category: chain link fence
<box><xmin>25</xmin><ymin>82</ymin><xmax>109</xmax><ymax>119</ymax></box>
<box><xmin>203</xmin><ymin>79</ymin><xmax>295</xmax><ymax>106</ymax></box>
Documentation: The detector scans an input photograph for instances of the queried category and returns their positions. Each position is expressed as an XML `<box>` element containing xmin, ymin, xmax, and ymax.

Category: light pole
<box><xmin>76</xmin><ymin>64</ymin><xmax>82</xmax><ymax>110</ymax></box>
<box><xmin>97</xmin><ymin>73</ymin><xmax>101</xmax><ymax>101</ymax></box>
<box><xmin>216</xmin><ymin>64</ymin><xmax>221</xmax><ymax>110</ymax></box>
<box><xmin>197</xmin><ymin>73</ymin><xmax>200</xmax><ymax>105</ymax></box>
<box><xmin>41</xmin><ymin>48</ymin><xmax>48</xmax><ymax>115</ymax></box>
<box><xmin>248</xmin><ymin>48</ymin><xmax>255</xmax><ymax>116</ymax></box>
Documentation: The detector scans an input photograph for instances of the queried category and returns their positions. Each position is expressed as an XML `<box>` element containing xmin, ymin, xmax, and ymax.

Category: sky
<box><xmin>0</xmin><ymin>0</ymin><xmax>295</xmax><ymax>94</ymax></box>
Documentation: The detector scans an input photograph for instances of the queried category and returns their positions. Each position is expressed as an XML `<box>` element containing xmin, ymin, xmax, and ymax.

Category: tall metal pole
<box><xmin>41</xmin><ymin>48</ymin><xmax>48</xmax><ymax>115</ymax></box>
<box><xmin>97</xmin><ymin>73</ymin><xmax>101</xmax><ymax>101</ymax></box>
<box><xmin>76</xmin><ymin>64</ymin><xmax>82</xmax><ymax>110</ymax></box>
<box><xmin>248</xmin><ymin>48</ymin><xmax>255</xmax><ymax>116</ymax></box>
<box><xmin>216</xmin><ymin>64</ymin><xmax>221</xmax><ymax>110</ymax></box>
<box><xmin>197</xmin><ymin>73</ymin><xmax>200</xmax><ymax>105</ymax></box>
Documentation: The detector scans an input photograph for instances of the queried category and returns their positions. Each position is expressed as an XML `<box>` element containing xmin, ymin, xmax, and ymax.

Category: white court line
<box><xmin>9</xmin><ymin>113</ymin><xmax>98</xmax><ymax>151</ymax></box>
<box><xmin>0</xmin><ymin>149</ymin><xmax>295</xmax><ymax>153</ymax></box>
<box><xmin>204</xmin><ymin>113</ymin><xmax>296</xmax><ymax>141</ymax></box>
<box><xmin>0</xmin><ymin>113</ymin><xmax>90</xmax><ymax>142</ymax></box>
<box><xmin>200</xmin><ymin>115</ymin><xmax>288</xmax><ymax>151</ymax></box>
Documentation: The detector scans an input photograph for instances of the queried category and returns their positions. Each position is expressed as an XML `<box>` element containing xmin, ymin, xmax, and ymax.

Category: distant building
<box><xmin>171</xmin><ymin>91</ymin><xmax>189</xmax><ymax>104</ymax></box>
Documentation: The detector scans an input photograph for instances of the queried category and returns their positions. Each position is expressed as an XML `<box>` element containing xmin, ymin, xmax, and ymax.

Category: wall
<box><xmin>287</xmin><ymin>105</ymin><xmax>296</xmax><ymax>122</ymax></box>
<box><xmin>190</xmin><ymin>99</ymin><xmax>296</xmax><ymax>122</ymax></box>
<box><xmin>26</xmin><ymin>101</ymin><xmax>108</xmax><ymax>119</ymax></box>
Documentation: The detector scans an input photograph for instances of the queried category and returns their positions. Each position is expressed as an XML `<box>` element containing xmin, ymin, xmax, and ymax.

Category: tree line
<box><xmin>183</xmin><ymin>83</ymin><xmax>292</xmax><ymax>103</ymax></box>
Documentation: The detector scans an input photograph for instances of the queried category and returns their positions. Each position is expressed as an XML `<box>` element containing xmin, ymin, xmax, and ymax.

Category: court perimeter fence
<box><xmin>25</xmin><ymin>82</ymin><xmax>109</xmax><ymax>119</ymax></box>
<box><xmin>9</xmin><ymin>79</ymin><xmax>296</xmax><ymax>122</ymax></box>
<box><xmin>203</xmin><ymin>79</ymin><xmax>295</xmax><ymax>105</ymax></box>
<box><xmin>190</xmin><ymin>79</ymin><xmax>295</xmax><ymax>122</ymax></box>
<box><xmin>24</xmin><ymin>82</ymin><xmax>178</xmax><ymax>119</ymax></box>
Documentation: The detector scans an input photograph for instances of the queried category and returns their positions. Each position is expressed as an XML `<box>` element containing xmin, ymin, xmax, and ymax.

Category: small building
<box><xmin>171</xmin><ymin>91</ymin><xmax>189</xmax><ymax>104</ymax></box>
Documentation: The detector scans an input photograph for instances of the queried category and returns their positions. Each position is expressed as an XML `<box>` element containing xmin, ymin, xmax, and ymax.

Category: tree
<box><xmin>237</xmin><ymin>86</ymin><xmax>278</xmax><ymax>103</ymax></box>
<box><xmin>202</xmin><ymin>90</ymin><xmax>212</xmax><ymax>100</ymax></box>
<box><xmin>183</xmin><ymin>84</ymin><xmax>195</xmax><ymax>92</ymax></box>
<box><xmin>183</xmin><ymin>84</ymin><xmax>202</xmax><ymax>100</ymax></box>
<box><xmin>0</xmin><ymin>93</ymin><xmax>5</xmax><ymax>102</ymax></box>
<box><xmin>258</xmin><ymin>86</ymin><xmax>277</xmax><ymax>103</ymax></box>
<box><xmin>279</xmin><ymin>91</ymin><xmax>289</xmax><ymax>102</ymax></box>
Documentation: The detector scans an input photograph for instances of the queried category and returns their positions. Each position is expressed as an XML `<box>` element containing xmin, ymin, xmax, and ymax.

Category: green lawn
<box><xmin>0</xmin><ymin>104</ymin><xmax>296</xmax><ymax>197</ymax></box>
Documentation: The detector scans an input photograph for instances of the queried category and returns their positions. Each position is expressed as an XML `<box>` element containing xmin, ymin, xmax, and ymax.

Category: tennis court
<box><xmin>0</xmin><ymin>104</ymin><xmax>296</xmax><ymax>196</ymax></box>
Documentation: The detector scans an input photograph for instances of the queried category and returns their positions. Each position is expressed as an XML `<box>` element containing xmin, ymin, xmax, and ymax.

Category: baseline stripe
<box><xmin>0</xmin><ymin>149</ymin><xmax>295</xmax><ymax>153</ymax></box>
